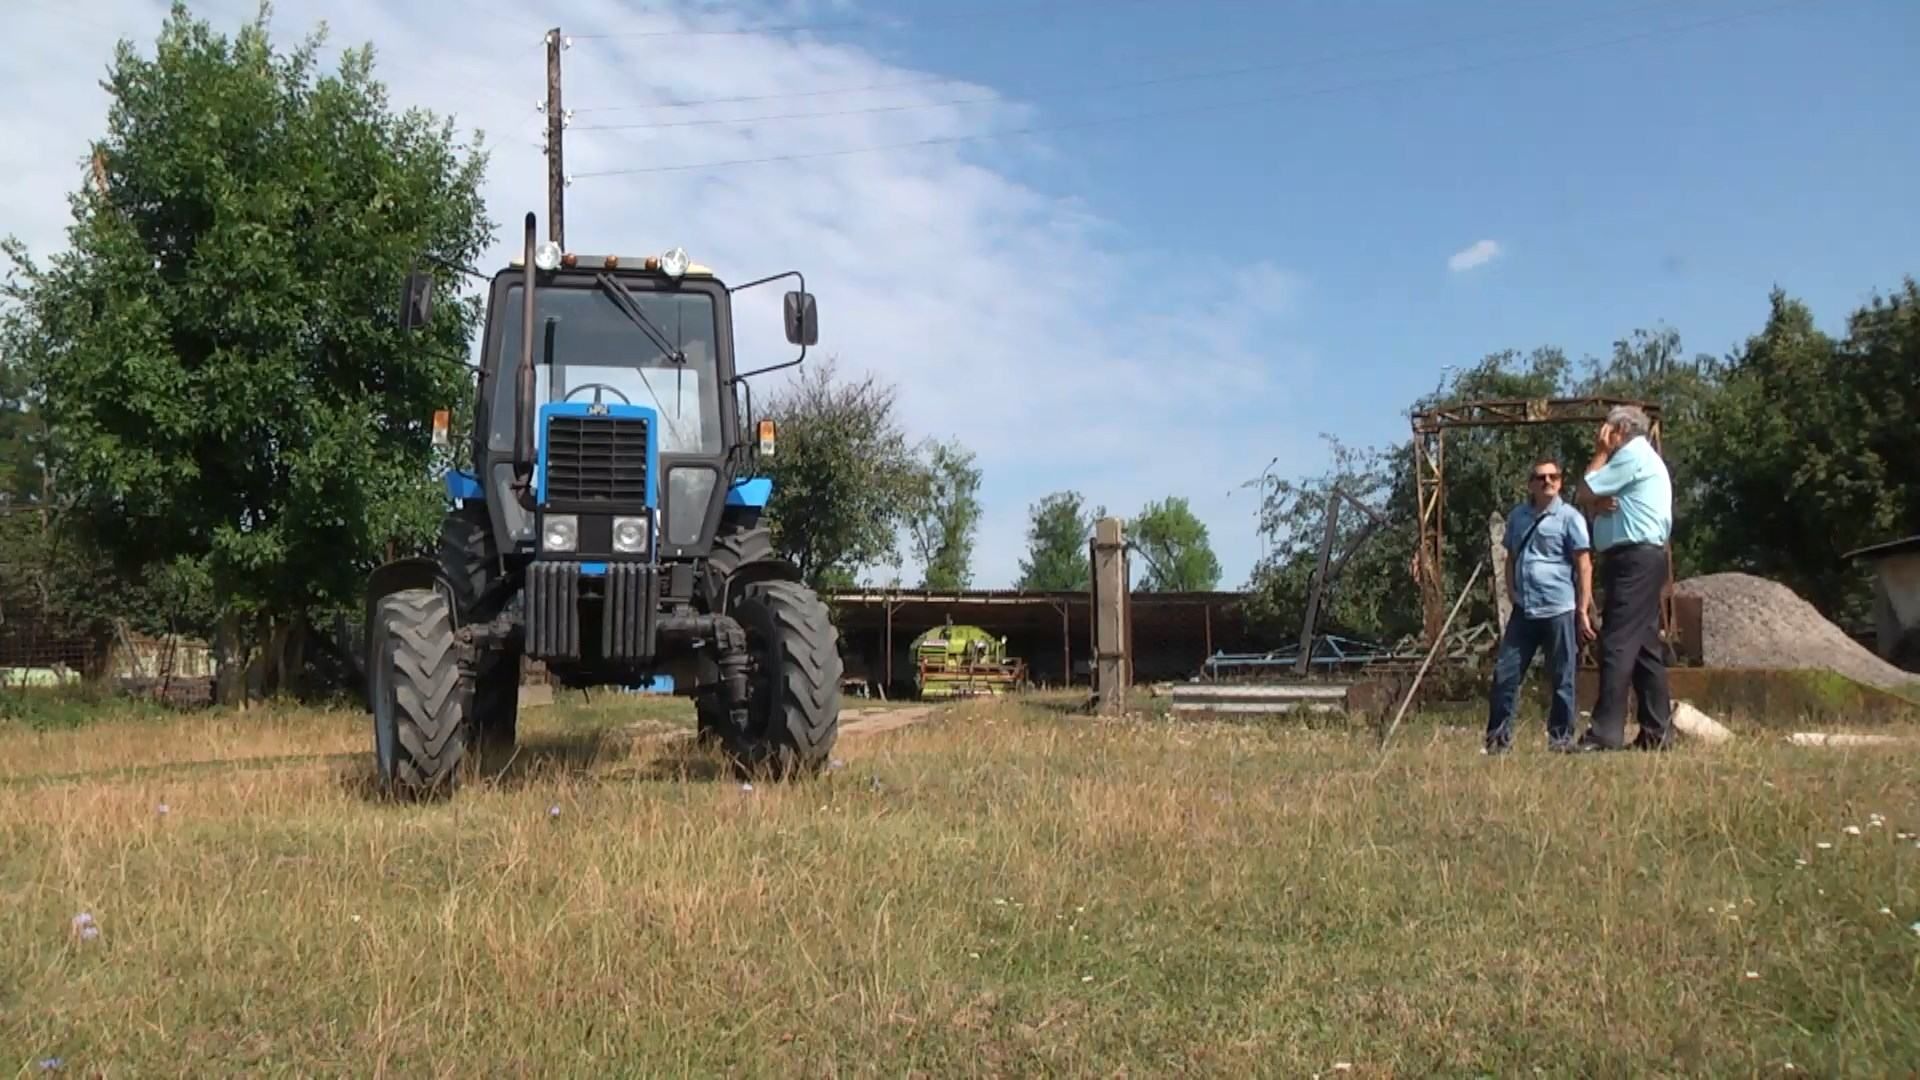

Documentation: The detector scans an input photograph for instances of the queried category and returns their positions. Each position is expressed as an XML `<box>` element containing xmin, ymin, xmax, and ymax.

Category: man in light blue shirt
<box><xmin>1484</xmin><ymin>456</ymin><xmax>1592</xmax><ymax>753</ymax></box>
<box><xmin>1572</xmin><ymin>404</ymin><xmax>1675</xmax><ymax>751</ymax></box>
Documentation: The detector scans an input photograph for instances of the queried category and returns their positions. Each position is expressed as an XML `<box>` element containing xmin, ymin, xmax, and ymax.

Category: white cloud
<box><xmin>1447</xmin><ymin>238</ymin><xmax>1502</xmax><ymax>273</ymax></box>
<box><xmin>1</xmin><ymin>0</ymin><xmax>1317</xmax><ymax>589</ymax></box>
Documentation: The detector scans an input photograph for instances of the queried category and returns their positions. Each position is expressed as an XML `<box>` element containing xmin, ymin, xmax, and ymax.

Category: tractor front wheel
<box><xmin>719</xmin><ymin>580</ymin><xmax>842</xmax><ymax>779</ymax></box>
<box><xmin>369</xmin><ymin>589</ymin><xmax>468</xmax><ymax>798</ymax></box>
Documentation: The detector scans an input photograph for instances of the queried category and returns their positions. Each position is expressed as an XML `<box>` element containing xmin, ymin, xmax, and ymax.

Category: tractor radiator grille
<box><xmin>545</xmin><ymin>417</ymin><xmax>650</xmax><ymax>505</ymax></box>
<box><xmin>601</xmin><ymin>563</ymin><xmax>659</xmax><ymax>660</ymax></box>
<box><xmin>525</xmin><ymin>562</ymin><xmax>579</xmax><ymax>660</ymax></box>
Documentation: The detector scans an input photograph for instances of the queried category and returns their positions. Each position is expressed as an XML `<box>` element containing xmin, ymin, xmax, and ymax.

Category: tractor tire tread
<box><xmin>438</xmin><ymin>504</ymin><xmax>496</xmax><ymax>618</ymax></box>
<box><xmin>378</xmin><ymin>589</ymin><xmax>467</xmax><ymax>796</ymax></box>
<box><xmin>725</xmin><ymin>579</ymin><xmax>841</xmax><ymax>778</ymax></box>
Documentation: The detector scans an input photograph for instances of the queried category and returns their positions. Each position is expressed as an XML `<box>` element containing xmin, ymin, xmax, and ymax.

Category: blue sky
<box><xmin>6</xmin><ymin>0</ymin><xmax>1917</xmax><ymax>589</ymax></box>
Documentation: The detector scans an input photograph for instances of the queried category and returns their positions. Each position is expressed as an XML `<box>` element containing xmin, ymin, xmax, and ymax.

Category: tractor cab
<box><xmin>462</xmin><ymin>238</ymin><xmax>811</xmax><ymax>568</ymax></box>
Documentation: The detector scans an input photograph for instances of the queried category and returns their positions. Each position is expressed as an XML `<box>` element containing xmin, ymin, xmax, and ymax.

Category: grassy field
<box><xmin>3</xmin><ymin>691</ymin><xmax>1918</xmax><ymax>1076</ymax></box>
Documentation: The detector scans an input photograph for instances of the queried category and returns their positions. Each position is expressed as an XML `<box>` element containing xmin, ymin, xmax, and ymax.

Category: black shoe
<box><xmin>1482</xmin><ymin>741</ymin><xmax>1511</xmax><ymax>756</ymax></box>
<box><xmin>1547</xmin><ymin>736</ymin><xmax>1576</xmax><ymax>753</ymax></box>
<box><xmin>1572</xmin><ymin>733</ymin><xmax>1620</xmax><ymax>753</ymax></box>
<box><xmin>1630</xmin><ymin>734</ymin><xmax>1673</xmax><ymax>752</ymax></box>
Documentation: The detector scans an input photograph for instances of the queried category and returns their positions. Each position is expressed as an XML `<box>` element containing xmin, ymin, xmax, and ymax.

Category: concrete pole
<box><xmin>1091</xmin><ymin>517</ymin><xmax>1130</xmax><ymax>713</ymax></box>
<box><xmin>1489</xmin><ymin>511</ymin><xmax>1511</xmax><ymax>636</ymax></box>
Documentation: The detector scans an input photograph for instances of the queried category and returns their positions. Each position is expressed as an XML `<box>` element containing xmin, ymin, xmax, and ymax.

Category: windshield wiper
<box><xmin>594</xmin><ymin>272</ymin><xmax>682</xmax><ymax>365</ymax></box>
<box><xmin>591</xmin><ymin>272</ymin><xmax>691</xmax><ymax>432</ymax></box>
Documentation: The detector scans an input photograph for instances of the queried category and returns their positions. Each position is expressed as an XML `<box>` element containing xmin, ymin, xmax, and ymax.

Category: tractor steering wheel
<box><xmin>561</xmin><ymin>383</ymin><xmax>633</xmax><ymax>407</ymax></box>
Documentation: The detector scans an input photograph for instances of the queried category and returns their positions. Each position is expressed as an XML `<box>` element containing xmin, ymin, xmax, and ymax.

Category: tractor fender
<box><xmin>712</xmin><ymin>557</ymin><xmax>805</xmax><ymax>614</ymax></box>
<box><xmin>730</xmin><ymin>557</ymin><xmax>803</xmax><ymax>592</ymax></box>
<box><xmin>364</xmin><ymin>557</ymin><xmax>459</xmax><ymax>664</ymax></box>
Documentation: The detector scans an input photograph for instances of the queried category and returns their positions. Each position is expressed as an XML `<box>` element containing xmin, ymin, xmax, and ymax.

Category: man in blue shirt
<box><xmin>1572</xmin><ymin>404</ymin><xmax>1675</xmax><ymax>751</ymax></box>
<box><xmin>1485</xmin><ymin>456</ymin><xmax>1593</xmax><ymax>754</ymax></box>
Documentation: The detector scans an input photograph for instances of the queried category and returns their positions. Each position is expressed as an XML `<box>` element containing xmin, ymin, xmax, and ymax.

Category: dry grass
<box><xmin>3</xmin><ymin>692</ymin><xmax>1918</xmax><ymax>1076</ymax></box>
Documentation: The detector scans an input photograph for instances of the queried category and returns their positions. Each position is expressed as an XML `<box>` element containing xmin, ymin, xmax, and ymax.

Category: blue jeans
<box><xmin>1486</xmin><ymin>611</ymin><xmax>1578</xmax><ymax>748</ymax></box>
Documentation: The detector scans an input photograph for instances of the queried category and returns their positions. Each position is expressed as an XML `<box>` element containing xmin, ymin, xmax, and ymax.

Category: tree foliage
<box><xmin>1128</xmin><ymin>496</ymin><xmax>1221</xmax><ymax>591</ymax></box>
<box><xmin>1242</xmin><ymin>438</ymin><xmax>1414</xmax><ymax>642</ymax></box>
<box><xmin>760</xmin><ymin>357</ymin><xmax>924</xmax><ymax>590</ymax></box>
<box><xmin>907</xmin><ymin>439</ymin><xmax>982</xmax><ymax>590</ymax></box>
<box><xmin>1017</xmin><ymin>491</ymin><xmax>1099</xmax><ymax>591</ymax></box>
<box><xmin>0</xmin><ymin>4</ymin><xmax>492</xmax><ymax>695</ymax></box>
<box><xmin>1691</xmin><ymin>284</ymin><xmax>1920</xmax><ymax>618</ymax></box>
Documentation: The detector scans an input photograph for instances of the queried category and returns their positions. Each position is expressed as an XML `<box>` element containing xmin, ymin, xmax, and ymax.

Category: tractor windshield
<box><xmin>488</xmin><ymin>281</ymin><xmax>723</xmax><ymax>455</ymax></box>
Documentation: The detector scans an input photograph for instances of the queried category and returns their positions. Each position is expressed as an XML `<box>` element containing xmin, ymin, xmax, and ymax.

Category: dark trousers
<box><xmin>1486</xmin><ymin>611</ymin><xmax>1578</xmax><ymax>748</ymax></box>
<box><xmin>1587</xmin><ymin>543</ymin><xmax>1671</xmax><ymax>748</ymax></box>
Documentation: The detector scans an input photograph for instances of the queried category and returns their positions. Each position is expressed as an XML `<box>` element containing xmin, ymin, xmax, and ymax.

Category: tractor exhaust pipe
<box><xmin>515</xmin><ymin>211</ymin><xmax>538</xmax><ymax>500</ymax></box>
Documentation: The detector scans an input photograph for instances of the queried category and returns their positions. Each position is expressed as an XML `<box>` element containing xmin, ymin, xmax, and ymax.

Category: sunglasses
<box><xmin>1530</xmin><ymin>472</ymin><xmax>1561</xmax><ymax>482</ymax></box>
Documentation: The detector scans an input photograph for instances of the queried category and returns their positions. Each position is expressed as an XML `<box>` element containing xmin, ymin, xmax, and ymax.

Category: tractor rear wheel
<box><xmin>469</xmin><ymin>650</ymin><xmax>519</xmax><ymax>757</ymax></box>
<box><xmin>369</xmin><ymin>589</ymin><xmax>468</xmax><ymax>798</ymax></box>
<box><xmin>720</xmin><ymin>580</ymin><xmax>842</xmax><ymax>778</ymax></box>
<box><xmin>439</xmin><ymin>504</ymin><xmax>498</xmax><ymax>612</ymax></box>
<box><xmin>439</xmin><ymin>503</ymin><xmax>518</xmax><ymax>753</ymax></box>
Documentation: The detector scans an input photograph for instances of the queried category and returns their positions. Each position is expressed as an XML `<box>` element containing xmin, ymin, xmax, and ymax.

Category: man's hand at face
<box><xmin>1594</xmin><ymin>422</ymin><xmax>1618</xmax><ymax>456</ymax></box>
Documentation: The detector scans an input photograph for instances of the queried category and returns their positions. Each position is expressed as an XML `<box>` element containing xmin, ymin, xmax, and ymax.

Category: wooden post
<box><xmin>1059</xmin><ymin>601</ymin><xmax>1071</xmax><ymax>689</ymax></box>
<box><xmin>1296</xmin><ymin>492</ymin><xmax>1342</xmax><ymax>677</ymax></box>
<box><xmin>1489</xmin><ymin>511</ymin><xmax>1511</xmax><ymax>636</ymax></box>
<box><xmin>1203</xmin><ymin>602</ymin><xmax>1213</xmax><ymax>670</ymax></box>
<box><xmin>544</xmin><ymin>27</ymin><xmax>566</xmax><ymax>248</ymax></box>
<box><xmin>1091</xmin><ymin>518</ymin><xmax>1129</xmax><ymax>713</ymax></box>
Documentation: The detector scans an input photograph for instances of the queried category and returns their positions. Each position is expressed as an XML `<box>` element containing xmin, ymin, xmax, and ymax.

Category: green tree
<box><xmin>1017</xmin><ymin>491</ymin><xmax>1099</xmax><ymax>591</ymax></box>
<box><xmin>0</xmin><ymin>4</ymin><xmax>492</xmax><ymax>700</ymax></box>
<box><xmin>760</xmin><ymin>357</ymin><xmax>924</xmax><ymax>589</ymax></box>
<box><xmin>1244</xmin><ymin>437</ymin><xmax>1417</xmax><ymax>644</ymax></box>
<box><xmin>907</xmin><ymin>439</ymin><xmax>982</xmax><ymax>590</ymax></box>
<box><xmin>1128</xmin><ymin>496</ymin><xmax>1221</xmax><ymax>591</ymax></box>
<box><xmin>1690</xmin><ymin>284</ymin><xmax>1920</xmax><ymax>618</ymax></box>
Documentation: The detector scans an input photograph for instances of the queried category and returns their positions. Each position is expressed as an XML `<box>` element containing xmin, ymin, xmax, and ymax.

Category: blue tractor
<box><xmin>365</xmin><ymin>212</ymin><xmax>841</xmax><ymax>797</ymax></box>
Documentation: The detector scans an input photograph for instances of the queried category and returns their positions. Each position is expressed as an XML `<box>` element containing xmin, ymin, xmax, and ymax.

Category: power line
<box><xmin>570</xmin><ymin>0</ymin><xmax>1811</xmax><ymax>181</ymax></box>
<box><xmin>570</xmin><ymin>0</ymin><xmax>1704</xmax><ymax>134</ymax></box>
<box><xmin>571</xmin><ymin>73</ymin><xmax>958</xmax><ymax>115</ymax></box>
<box><xmin>567</xmin><ymin>0</ymin><xmax>1686</xmax><ymax>120</ymax></box>
<box><xmin>568</xmin><ymin>0</ymin><xmax>1244</xmax><ymax>41</ymax></box>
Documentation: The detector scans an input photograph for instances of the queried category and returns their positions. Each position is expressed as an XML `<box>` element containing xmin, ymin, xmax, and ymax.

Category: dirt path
<box><xmin>838</xmin><ymin>705</ymin><xmax>936</xmax><ymax>737</ymax></box>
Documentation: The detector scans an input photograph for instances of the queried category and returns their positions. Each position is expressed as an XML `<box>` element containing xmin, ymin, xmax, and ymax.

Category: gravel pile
<box><xmin>1674</xmin><ymin>572</ymin><xmax>1908</xmax><ymax>690</ymax></box>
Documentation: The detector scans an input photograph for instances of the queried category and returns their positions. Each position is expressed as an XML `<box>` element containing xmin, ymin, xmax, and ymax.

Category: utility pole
<box><xmin>543</xmin><ymin>26</ymin><xmax>566</xmax><ymax>248</ymax></box>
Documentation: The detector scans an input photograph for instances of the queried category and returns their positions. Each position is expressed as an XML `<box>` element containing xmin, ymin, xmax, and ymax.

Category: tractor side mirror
<box><xmin>399</xmin><ymin>270</ymin><xmax>435</xmax><ymax>332</ymax></box>
<box><xmin>783</xmin><ymin>290</ymin><xmax>818</xmax><ymax>347</ymax></box>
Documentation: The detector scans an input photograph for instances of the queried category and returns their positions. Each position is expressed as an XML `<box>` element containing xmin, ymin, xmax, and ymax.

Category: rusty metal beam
<box><xmin>1413</xmin><ymin>427</ymin><xmax>1446</xmax><ymax>644</ymax></box>
<box><xmin>1410</xmin><ymin>396</ymin><xmax>1661</xmax><ymax>434</ymax></box>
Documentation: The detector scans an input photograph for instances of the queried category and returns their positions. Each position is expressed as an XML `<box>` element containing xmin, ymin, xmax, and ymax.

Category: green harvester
<box><xmin>910</xmin><ymin>620</ymin><xmax>1028</xmax><ymax>700</ymax></box>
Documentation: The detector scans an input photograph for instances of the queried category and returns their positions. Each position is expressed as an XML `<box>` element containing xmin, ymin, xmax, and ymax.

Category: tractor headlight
<box><xmin>613</xmin><ymin>515</ymin><xmax>650</xmax><ymax>555</ymax></box>
<box><xmin>659</xmin><ymin>247</ymin><xmax>689</xmax><ymax>278</ymax></box>
<box><xmin>534</xmin><ymin>240</ymin><xmax>563</xmax><ymax>272</ymax></box>
<box><xmin>541</xmin><ymin>514</ymin><xmax>578</xmax><ymax>552</ymax></box>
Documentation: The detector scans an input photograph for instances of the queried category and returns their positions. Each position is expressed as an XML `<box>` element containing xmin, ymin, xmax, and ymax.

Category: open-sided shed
<box><xmin>824</xmin><ymin>588</ymin><xmax>1256</xmax><ymax>696</ymax></box>
<box><xmin>1847</xmin><ymin>534</ymin><xmax>1920</xmax><ymax>671</ymax></box>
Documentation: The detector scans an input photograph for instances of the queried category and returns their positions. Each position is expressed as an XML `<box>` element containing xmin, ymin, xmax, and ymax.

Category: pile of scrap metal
<box><xmin>910</xmin><ymin>620</ymin><xmax>1028</xmax><ymax>699</ymax></box>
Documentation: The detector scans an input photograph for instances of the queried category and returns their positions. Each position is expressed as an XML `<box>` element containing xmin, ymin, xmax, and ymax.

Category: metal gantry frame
<box><xmin>1409</xmin><ymin>396</ymin><xmax>1668</xmax><ymax>647</ymax></box>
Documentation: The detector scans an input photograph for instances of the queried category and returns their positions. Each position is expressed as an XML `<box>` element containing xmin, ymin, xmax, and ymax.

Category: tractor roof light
<box><xmin>533</xmin><ymin>240</ymin><xmax>562</xmax><ymax>271</ymax></box>
<box><xmin>659</xmin><ymin>247</ymin><xmax>690</xmax><ymax>278</ymax></box>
